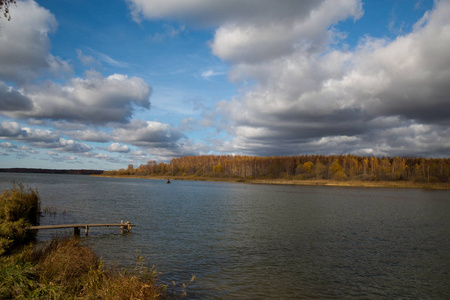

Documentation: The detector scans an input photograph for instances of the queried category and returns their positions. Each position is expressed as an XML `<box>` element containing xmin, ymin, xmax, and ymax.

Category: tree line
<box><xmin>0</xmin><ymin>168</ymin><xmax>104</xmax><ymax>175</ymax></box>
<box><xmin>104</xmin><ymin>155</ymin><xmax>450</xmax><ymax>183</ymax></box>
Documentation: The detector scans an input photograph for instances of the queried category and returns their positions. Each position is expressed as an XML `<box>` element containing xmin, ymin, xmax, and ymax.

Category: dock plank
<box><xmin>29</xmin><ymin>222</ymin><xmax>135</xmax><ymax>236</ymax></box>
<box><xmin>29</xmin><ymin>223</ymin><xmax>136</xmax><ymax>230</ymax></box>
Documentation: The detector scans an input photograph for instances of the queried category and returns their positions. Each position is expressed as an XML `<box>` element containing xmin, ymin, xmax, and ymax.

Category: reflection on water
<box><xmin>1</xmin><ymin>173</ymin><xmax>449</xmax><ymax>299</ymax></box>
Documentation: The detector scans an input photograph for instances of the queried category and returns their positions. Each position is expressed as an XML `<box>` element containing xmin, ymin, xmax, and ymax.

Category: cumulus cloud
<box><xmin>210</xmin><ymin>0</ymin><xmax>450</xmax><ymax>157</ymax></box>
<box><xmin>54</xmin><ymin>138</ymin><xmax>92</xmax><ymax>153</ymax></box>
<box><xmin>107</xmin><ymin>143</ymin><xmax>130</xmax><ymax>153</ymax></box>
<box><xmin>68</xmin><ymin>129</ymin><xmax>111</xmax><ymax>143</ymax></box>
<box><xmin>0</xmin><ymin>0</ymin><xmax>71</xmax><ymax>83</ymax></box>
<box><xmin>11</xmin><ymin>71</ymin><xmax>151</xmax><ymax>124</ymax></box>
<box><xmin>0</xmin><ymin>122</ymin><xmax>28</xmax><ymax>138</ymax></box>
<box><xmin>0</xmin><ymin>142</ymin><xmax>17</xmax><ymax>149</ymax></box>
<box><xmin>0</xmin><ymin>1</ymin><xmax>151</xmax><ymax>126</ymax></box>
<box><xmin>0</xmin><ymin>82</ymin><xmax>34</xmax><ymax>112</ymax></box>
<box><xmin>211</xmin><ymin>0</ymin><xmax>363</xmax><ymax>64</ymax></box>
<box><xmin>129</xmin><ymin>0</ymin><xmax>362</xmax><ymax>63</ymax></box>
<box><xmin>128</xmin><ymin>0</ymin><xmax>321</xmax><ymax>26</ymax></box>
<box><xmin>0</xmin><ymin>121</ymin><xmax>92</xmax><ymax>153</ymax></box>
<box><xmin>110</xmin><ymin>120</ymin><xmax>185</xmax><ymax>149</ymax></box>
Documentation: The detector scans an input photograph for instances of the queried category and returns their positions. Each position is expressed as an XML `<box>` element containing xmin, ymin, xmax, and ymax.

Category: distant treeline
<box><xmin>0</xmin><ymin>168</ymin><xmax>104</xmax><ymax>175</ymax></box>
<box><xmin>104</xmin><ymin>155</ymin><xmax>450</xmax><ymax>183</ymax></box>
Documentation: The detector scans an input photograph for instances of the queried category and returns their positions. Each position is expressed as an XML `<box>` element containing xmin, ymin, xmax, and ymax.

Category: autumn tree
<box><xmin>329</xmin><ymin>160</ymin><xmax>347</xmax><ymax>180</ymax></box>
<box><xmin>212</xmin><ymin>162</ymin><xmax>224</xmax><ymax>174</ymax></box>
<box><xmin>107</xmin><ymin>155</ymin><xmax>450</xmax><ymax>183</ymax></box>
<box><xmin>314</xmin><ymin>160</ymin><xmax>326</xmax><ymax>179</ymax></box>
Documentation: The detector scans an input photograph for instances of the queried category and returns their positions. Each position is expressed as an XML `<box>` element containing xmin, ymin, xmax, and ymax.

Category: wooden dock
<box><xmin>29</xmin><ymin>220</ymin><xmax>135</xmax><ymax>236</ymax></box>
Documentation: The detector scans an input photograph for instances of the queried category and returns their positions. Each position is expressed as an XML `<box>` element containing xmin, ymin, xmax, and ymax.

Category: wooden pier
<box><xmin>29</xmin><ymin>220</ymin><xmax>135</xmax><ymax>236</ymax></box>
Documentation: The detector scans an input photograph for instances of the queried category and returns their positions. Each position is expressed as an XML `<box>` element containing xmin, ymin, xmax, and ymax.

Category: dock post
<box><xmin>120</xmin><ymin>220</ymin><xmax>124</xmax><ymax>235</ymax></box>
<box><xmin>85</xmin><ymin>225</ymin><xmax>89</xmax><ymax>236</ymax></box>
<box><xmin>74</xmin><ymin>227</ymin><xmax>80</xmax><ymax>236</ymax></box>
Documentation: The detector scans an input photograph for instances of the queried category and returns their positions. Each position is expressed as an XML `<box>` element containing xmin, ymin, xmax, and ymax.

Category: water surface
<box><xmin>1</xmin><ymin>173</ymin><xmax>449</xmax><ymax>299</ymax></box>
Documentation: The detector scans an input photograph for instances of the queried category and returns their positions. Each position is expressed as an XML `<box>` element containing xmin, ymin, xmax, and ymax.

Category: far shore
<box><xmin>93</xmin><ymin>174</ymin><xmax>450</xmax><ymax>190</ymax></box>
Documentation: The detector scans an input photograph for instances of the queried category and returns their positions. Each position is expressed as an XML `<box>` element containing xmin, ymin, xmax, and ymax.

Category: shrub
<box><xmin>0</xmin><ymin>184</ymin><xmax>41</xmax><ymax>254</ymax></box>
<box><xmin>0</xmin><ymin>183</ymin><xmax>40</xmax><ymax>225</ymax></box>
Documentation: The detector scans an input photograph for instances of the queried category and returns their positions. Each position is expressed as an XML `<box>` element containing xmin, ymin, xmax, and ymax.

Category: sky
<box><xmin>0</xmin><ymin>0</ymin><xmax>449</xmax><ymax>170</ymax></box>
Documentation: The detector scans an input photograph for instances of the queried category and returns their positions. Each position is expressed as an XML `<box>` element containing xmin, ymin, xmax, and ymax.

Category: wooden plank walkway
<box><xmin>29</xmin><ymin>221</ymin><xmax>135</xmax><ymax>236</ymax></box>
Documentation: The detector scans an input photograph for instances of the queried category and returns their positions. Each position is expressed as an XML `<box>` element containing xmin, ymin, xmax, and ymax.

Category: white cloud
<box><xmin>211</xmin><ymin>0</ymin><xmax>363</xmax><ymax>64</ymax></box>
<box><xmin>110</xmin><ymin>120</ymin><xmax>185</xmax><ymax>148</ymax></box>
<box><xmin>0</xmin><ymin>0</ymin><xmax>71</xmax><ymax>83</ymax></box>
<box><xmin>0</xmin><ymin>81</ymin><xmax>34</xmax><ymax>112</ymax></box>
<box><xmin>0</xmin><ymin>122</ymin><xmax>27</xmax><ymax>137</ymax></box>
<box><xmin>76</xmin><ymin>49</ymin><xmax>99</xmax><ymax>66</ymax></box>
<box><xmin>0</xmin><ymin>122</ymin><xmax>92</xmax><ymax>153</ymax></box>
<box><xmin>214</xmin><ymin>0</ymin><xmax>450</xmax><ymax>156</ymax></box>
<box><xmin>55</xmin><ymin>138</ymin><xmax>92</xmax><ymax>153</ymax></box>
<box><xmin>128</xmin><ymin>0</ymin><xmax>322</xmax><ymax>26</ymax></box>
<box><xmin>0</xmin><ymin>142</ymin><xmax>17</xmax><ymax>149</ymax></box>
<box><xmin>107</xmin><ymin>143</ymin><xmax>130</xmax><ymax>153</ymax></box>
<box><xmin>10</xmin><ymin>71</ymin><xmax>151</xmax><ymax>124</ymax></box>
<box><xmin>201</xmin><ymin>69</ymin><xmax>225</xmax><ymax>79</ymax></box>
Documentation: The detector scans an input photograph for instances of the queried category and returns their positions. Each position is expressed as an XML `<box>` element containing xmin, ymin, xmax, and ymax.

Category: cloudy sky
<box><xmin>0</xmin><ymin>0</ymin><xmax>449</xmax><ymax>170</ymax></box>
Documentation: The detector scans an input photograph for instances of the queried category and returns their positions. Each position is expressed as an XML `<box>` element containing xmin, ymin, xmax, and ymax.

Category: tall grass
<box><xmin>0</xmin><ymin>183</ymin><xmax>41</xmax><ymax>254</ymax></box>
<box><xmin>1</xmin><ymin>237</ymin><xmax>166</xmax><ymax>299</ymax></box>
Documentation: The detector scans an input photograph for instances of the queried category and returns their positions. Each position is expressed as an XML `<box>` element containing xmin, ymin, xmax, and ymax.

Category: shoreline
<box><xmin>93</xmin><ymin>175</ymin><xmax>450</xmax><ymax>190</ymax></box>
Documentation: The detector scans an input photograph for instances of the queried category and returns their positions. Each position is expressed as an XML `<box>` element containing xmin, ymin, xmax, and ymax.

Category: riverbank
<box><xmin>94</xmin><ymin>175</ymin><xmax>450</xmax><ymax>190</ymax></box>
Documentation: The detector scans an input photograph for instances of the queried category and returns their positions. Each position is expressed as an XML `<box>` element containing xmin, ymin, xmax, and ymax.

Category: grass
<box><xmin>1</xmin><ymin>184</ymin><xmax>171</xmax><ymax>299</ymax></box>
<box><xmin>1</xmin><ymin>237</ymin><xmax>167</xmax><ymax>299</ymax></box>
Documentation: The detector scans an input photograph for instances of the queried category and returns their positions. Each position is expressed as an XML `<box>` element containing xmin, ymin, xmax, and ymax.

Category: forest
<box><xmin>104</xmin><ymin>155</ymin><xmax>450</xmax><ymax>183</ymax></box>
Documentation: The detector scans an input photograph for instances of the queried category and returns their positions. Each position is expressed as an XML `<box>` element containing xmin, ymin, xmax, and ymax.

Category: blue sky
<box><xmin>0</xmin><ymin>0</ymin><xmax>449</xmax><ymax>170</ymax></box>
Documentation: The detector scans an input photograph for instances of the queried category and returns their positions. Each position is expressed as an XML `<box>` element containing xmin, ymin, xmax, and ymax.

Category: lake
<box><xmin>1</xmin><ymin>173</ymin><xmax>449</xmax><ymax>299</ymax></box>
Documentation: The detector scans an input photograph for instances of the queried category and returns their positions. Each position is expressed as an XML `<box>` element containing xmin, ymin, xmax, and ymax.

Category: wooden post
<box><xmin>120</xmin><ymin>220</ymin><xmax>124</xmax><ymax>235</ymax></box>
<box><xmin>74</xmin><ymin>227</ymin><xmax>80</xmax><ymax>236</ymax></box>
<box><xmin>85</xmin><ymin>225</ymin><xmax>89</xmax><ymax>236</ymax></box>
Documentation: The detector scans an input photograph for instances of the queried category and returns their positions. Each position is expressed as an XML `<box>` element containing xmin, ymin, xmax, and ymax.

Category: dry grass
<box><xmin>245</xmin><ymin>179</ymin><xmax>450</xmax><ymax>189</ymax></box>
<box><xmin>36</xmin><ymin>237</ymin><xmax>99</xmax><ymax>294</ymax></box>
<box><xmin>1</xmin><ymin>237</ymin><xmax>166</xmax><ymax>299</ymax></box>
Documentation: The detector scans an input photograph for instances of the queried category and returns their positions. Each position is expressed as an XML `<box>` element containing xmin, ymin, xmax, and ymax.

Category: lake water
<box><xmin>1</xmin><ymin>173</ymin><xmax>449</xmax><ymax>299</ymax></box>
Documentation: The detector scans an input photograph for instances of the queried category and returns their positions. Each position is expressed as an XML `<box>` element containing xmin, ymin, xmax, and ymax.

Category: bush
<box><xmin>0</xmin><ymin>184</ymin><xmax>41</xmax><ymax>254</ymax></box>
<box><xmin>0</xmin><ymin>183</ymin><xmax>40</xmax><ymax>225</ymax></box>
